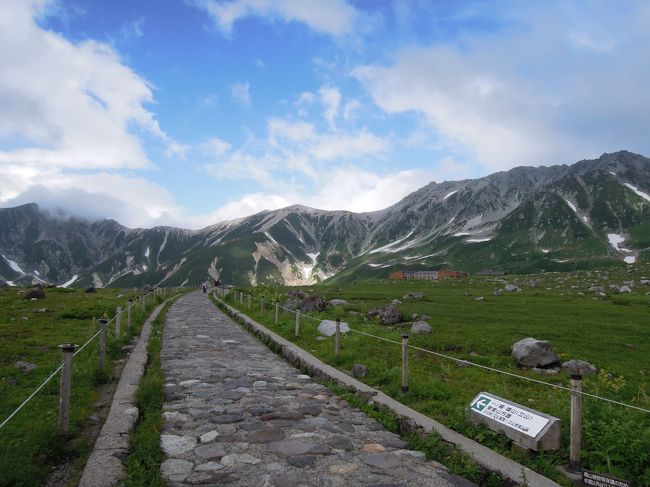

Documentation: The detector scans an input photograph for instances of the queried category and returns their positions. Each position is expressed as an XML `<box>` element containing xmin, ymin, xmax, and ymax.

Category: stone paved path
<box><xmin>160</xmin><ymin>292</ymin><xmax>474</xmax><ymax>486</ymax></box>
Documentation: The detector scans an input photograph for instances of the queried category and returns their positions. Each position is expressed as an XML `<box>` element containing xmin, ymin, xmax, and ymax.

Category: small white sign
<box><xmin>470</xmin><ymin>392</ymin><xmax>550</xmax><ymax>438</ymax></box>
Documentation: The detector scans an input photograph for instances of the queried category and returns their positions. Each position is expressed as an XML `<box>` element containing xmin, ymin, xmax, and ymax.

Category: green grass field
<box><xmin>223</xmin><ymin>264</ymin><xmax>650</xmax><ymax>485</ymax></box>
<box><xmin>0</xmin><ymin>286</ymin><xmax>166</xmax><ymax>487</ymax></box>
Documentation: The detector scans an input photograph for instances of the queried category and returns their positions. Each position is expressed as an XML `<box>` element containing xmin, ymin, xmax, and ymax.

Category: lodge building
<box><xmin>389</xmin><ymin>270</ymin><xmax>468</xmax><ymax>281</ymax></box>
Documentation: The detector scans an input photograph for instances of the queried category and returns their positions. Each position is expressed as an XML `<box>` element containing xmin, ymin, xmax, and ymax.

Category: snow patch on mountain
<box><xmin>61</xmin><ymin>275</ymin><xmax>78</xmax><ymax>288</ymax></box>
<box><xmin>607</xmin><ymin>234</ymin><xmax>631</xmax><ymax>252</ymax></box>
<box><xmin>623</xmin><ymin>183</ymin><xmax>650</xmax><ymax>203</ymax></box>
<box><xmin>466</xmin><ymin>237</ymin><xmax>492</xmax><ymax>243</ymax></box>
<box><xmin>368</xmin><ymin>231</ymin><xmax>415</xmax><ymax>254</ymax></box>
<box><xmin>444</xmin><ymin>190</ymin><xmax>458</xmax><ymax>200</ymax></box>
<box><xmin>2</xmin><ymin>255</ymin><xmax>24</xmax><ymax>274</ymax></box>
<box><xmin>144</xmin><ymin>246</ymin><xmax>150</xmax><ymax>258</ymax></box>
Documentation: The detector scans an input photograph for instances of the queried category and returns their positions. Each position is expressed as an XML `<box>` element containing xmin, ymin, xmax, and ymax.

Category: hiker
<box><xmin>202</xmin><ymin>283</ymin><xmax>207</xmax><ymax>293</ymax></box>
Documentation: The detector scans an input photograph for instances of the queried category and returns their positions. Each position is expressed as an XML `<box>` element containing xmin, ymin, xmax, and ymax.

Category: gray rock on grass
<box><xmin>317</xmin><ymin>320</ymin><xmax>350</xmax><ymax>337</ymax></box>
<box><xmin>410</xmin><ymin>321</ymin><xmax>432</xmax><ymax>334</ymax></box>
<box><xmin>512</xmin><ymin>338</ymin><xmax>560</xmax><ymax>368</ymax></box>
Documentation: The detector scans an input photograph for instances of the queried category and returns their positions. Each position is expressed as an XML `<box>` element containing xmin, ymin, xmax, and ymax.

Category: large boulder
<box><xmin>329</xmin><ymin>299</ymin><xmax>348</xmax><ymax>306</ymax></box>
<box><xmin>0</xmin><ymin>279</ymin><xmax>9</xmax><ymax>288</ymax></box>
<box><xmin>317</xmin><ymin>320</ymin><xmax>350</xmax><ymax>337</ymax></box>
<box><xmin>411</xmin><ymin>321</ymin><xmax>432</xmax><ymax>334</ymax></box>
<box><xmin>23</xmin><ymin>287</ymin><xmax>45</xmax><ymax>300</ymax></box>
<box><xmin>512</xmin><ymin>338</ymin><xmax>560</xmax><ymax>368</ymax></box>
<box><xmin>368</xmin><ymin>304</ymin><xmax>403</xmax><ymax>325</ymax></box>
<box><xmin>301</xmin><ymin>295</ymin><xmax>327</xmax><ymax>313</ymax></box>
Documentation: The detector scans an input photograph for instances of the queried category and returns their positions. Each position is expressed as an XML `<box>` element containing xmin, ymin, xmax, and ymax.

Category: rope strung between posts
<box><xmin>0</xmin><ymin>295</ymin><xmax>155</xmax><ymax>431</ymax></box>
<box><xmin>234</xmin><ymin>292</ymin><xmax>650</xmax><ymax>415</ymax></box>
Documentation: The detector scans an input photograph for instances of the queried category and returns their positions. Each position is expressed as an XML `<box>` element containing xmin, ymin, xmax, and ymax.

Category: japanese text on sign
<box><xmin>583</xmin><ymin>470</ymin><xmax>631</xmax><ymax>487</ymax></box>
<box><xmin>470</xmin><ymin>393</ymin><xmax>550</xmax><ymax>438</ymax></box>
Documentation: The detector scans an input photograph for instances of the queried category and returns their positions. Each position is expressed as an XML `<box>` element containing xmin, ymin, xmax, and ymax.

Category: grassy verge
<box><xmin>0</xmin><ymin>287</ymin><xmax>175</xmax><ymax>487</ymax></box>
<box><xmin>124</xmin><ymin>300</ymin><xmax>175</xmax><ymax>486</ymax></box>
<box><xmin>214</xmin><ymin>265</ymin><xmax>650</xmax><ymax>486</ymax></box>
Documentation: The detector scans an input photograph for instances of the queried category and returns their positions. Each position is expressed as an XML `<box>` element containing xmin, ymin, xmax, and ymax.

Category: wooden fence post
<box><xmin>569</xmin><ymin>374</ymin><xmax>583</xmax><ymax>473</ymax></box>
<box><xmin>260</xmin><ymin>299</ymin><xmax>264</xmax><ymax>317</ymax></box>
<box><xmin>295</xmin><ymin>310</ymin><xmax>301</xmax><ymax>337</ymax></box>
<box><xmin>239</xmin><ymin>292</ymin><xmax>243</xmax><ymax>304</ymax></box>
<box><xmin>127</xmin><ymin>299</ymin><xmax>133</xmax><ymax>328</ymax></box>
<box><xmin>335</xmin><ymin>318</ymin><xmax>341</xmax><ymax>359</ymax></box>
<box><xmin>99</xmin><ymin>319</ymin><xmax>108</xmax><ymax>372</ymax></box>
<box><xmin>248</xmin><ymin>294</ymin><xmax>251</xmax><ymax>309</ymax></box>
<box><xmin>402</xmin><ymin>335</ymin><xmax>409</xmax><ymax>392</ymax></box>
<box><xmin>115</xmin><ymin>306</ymin><xmax>122</xmax><ymax>336</ymax></box>
<box><xmin>58</xmin><ymin>343</ymin><xmax>77</xmax><ymax>433</ymax></box>
<box><xmin>275</xmin><ymin>302</ymin><xmax>279</xmax><ymax>324</ymax></box>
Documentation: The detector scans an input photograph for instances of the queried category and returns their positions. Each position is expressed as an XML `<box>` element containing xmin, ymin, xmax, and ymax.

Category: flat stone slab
<box><xmin>159</xmin><ymin>292</ymin><xmax>475</xmax><ymax>486</ymax></box>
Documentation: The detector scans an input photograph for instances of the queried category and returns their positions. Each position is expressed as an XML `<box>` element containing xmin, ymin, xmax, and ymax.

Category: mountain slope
<box><xmin>1</xmin><ymin>151</ymin><xmax>649</xmax><ymax>287</ymax></box>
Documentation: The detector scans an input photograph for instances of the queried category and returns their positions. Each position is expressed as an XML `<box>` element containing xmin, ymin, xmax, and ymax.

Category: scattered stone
<box><xmin>194</xmin><ymin>443</ymin><xmax>227</xmax><ymax>460</ymax></box>
<box><xmin>179</xmin><ymin>379</ymin><xmax>200</xmax><ymax>387</ymax></box>
<box><xmin>288</xmin><ymin>455</ymin><xmax>318</xmax><ymax>468</ymax></box>
<box><xmin>511</xmin><ymin>337</ymin><xmax>560</xmax><ymax>368</ymax></box>
<box><xmin>352</xmin><ymin>364</ymin><xmax>369</xmax><ymax>379</ymax></box>
<box><xmin>160</xmin><ymin>458</ymin><xmax>193</xmax><ymax>482</ymax></box>
<box><xmin>475</xmin><ymin>296</ymin><xmax>485</xmax><ymax>301</ymax></box>
<box><xmin>253</xmin><ymin>380</ymin><xmax>267</xmax><ymax>388</ymax></box>
<box><xmin>195</xmin><ymin>461</ymin><xmax>225</xmax><ymax>472</ymax></box>
<box><xmin>162</xmin><ymin>411</ymin><xmax>190</xmax><ymax>424</ymax></box>
<box><xmin>200</xmin><ymin>430</ymin><xmax>219</xmax><ymax>443</ymax></box>
<box><xmin>531</xmin><ymin>367</ymin><xmax>560</xmax><ymax>375</ymax></box>
<box><xmin>23</xmin><ymin>287</ymin><xmax>45</xmax><ymax>300</ymax></box>
<box><xmin>221</xmin><ymin>453</ymin><xmax>261</xmax><ymax>466</ymax></box>
<box><xmin>317</xmin><ymin>320</ymin><xmax>350</xmax><ymax>337</ymax></box>
<box><xmin>329</xmin><ymin>299</ymin><xmax>348</xmax><ymax>306</ymax></box>
<box><xmin>269</xmin><ymin>440</ymin><xmax>331</xmax><ymax>457</ymax></box>
<box><xmin>394</xmin><ymin>449</ymin><xmax>426</xmax><ymax>459</ymax></box>
<box><xmin>504</xmin><ymin>283</ymin><xmax>520</xmax><ymax>292</ymax></box>
<box><xmin>363</xmin><ymin>443</ymin><xmax>386</xmax><ymax>453</ymax></box>
<box><xmin>261</xmin><ymin>410</ymin><xmax>304</xmax><ymax>421</ymax></box>
<box><xmin>618</xmin><ymin>285</ymin><xmax>632</xmax><ymax>293</ymax></box>
<box><xmin>403</xmin><ymin>292</ymin><xmax>425</xmax><ymax>300</ymax></box>
<box><xmin>327</xmin><ymin>435</ymin><xmax>354</xmax><ymax>451</ymax></box>
<box><xmin>492</xmin><ymin>290</ymin><xmax>501</xmax><ymax>296</ymax></box>
<box><xmin>411</xmin><ymin>321</ymin><xmax>432</xmax><ymax>334</ymax></box>
<box><xmin>249</xmin><ymin>428</ymin><xmax>285</xmax><ymax>443</ymax></box>
<box><xmin>301</xmin><ymin>295</ymin><xmax>327</xmax><ymax>313</ymax></box>
<box><xmin>36</xmin><ymin>308</ymin><xmax>48</xmax><ymax>313</ymax></box>
<box><xmin>15</xmin><ymin>361</ymin><xmax>38</xmax><ymax>373</ymax></box>
<box><xmin>329</xmin><ymin>463</ymin><xmax>359</xmax><ymax>474</ymax></box>
<box><xmin>562</xmin><ymin>359</ymin><xmax>598</xmax><ymax>376</ymax></box>
<box><xmin>214</xmin><ymin>413</ymin><xmax>245</xmax><ymax>424</ymax></box>
<box><xmin>160</xmin><ymin>434</ymin><xmax>197</xmax><ymax>455</ymax></box>
<box><xmin>361</xmin><ymin>454</ymin><xmax>402</xmax><ymax>469</ymax></box>
<box><xmin>368</xmin><ymin>304</ymin><xmax>403</xmax><ymax>325</ymax></box>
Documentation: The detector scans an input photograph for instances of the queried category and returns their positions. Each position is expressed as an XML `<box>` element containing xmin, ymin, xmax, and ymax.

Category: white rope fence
<box><xmin>0</xmin><ymin>287</ymin><xmax>184</xmax><ymax>432</ymax></box>
<box><xmin>223</xmin><ymin>291</ymin><xmax>650</xmax><ymax>415</ymax></box>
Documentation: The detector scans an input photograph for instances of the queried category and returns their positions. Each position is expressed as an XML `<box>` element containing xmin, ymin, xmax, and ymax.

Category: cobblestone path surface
<box><xmin>160</xmin><ymin>292</ymin><xmax>474</xmax><ymax>487</ymax></box>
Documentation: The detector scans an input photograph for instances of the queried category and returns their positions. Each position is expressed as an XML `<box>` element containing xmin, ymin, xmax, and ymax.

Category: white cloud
<box><xmin>0</xmin><ymin>0</ymin><xmax>170</xmax><ymax>170</ymax></box>
<box><xmin>0</xmin><ymin>164</ymin><xmax>182</xmax><ymax>228</ymax></box>
<box><xmin>354</xmin><ymin>3</ymin><xmax>650</xmax><ymax>170</ymax></box>
<box><xmin>319</xmin><ymin>86</ymin><xmax>341</xmax><ymax>129</ymax></box>
<box><xmin>192</xmin><ymin>0</ymin><xmax>359</xmax><ymax>37</ymax></box>
<box><xmin>231</xmin><ymin>81</ymin><xmax>251</xmax><ymax>106</ymax></box>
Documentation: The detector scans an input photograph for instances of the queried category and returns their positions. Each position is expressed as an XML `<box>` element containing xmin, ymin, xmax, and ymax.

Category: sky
<box><xmin>1</xmin><ymin>0</ymin><xmax>650</xmax><ymax>229</ymax></box>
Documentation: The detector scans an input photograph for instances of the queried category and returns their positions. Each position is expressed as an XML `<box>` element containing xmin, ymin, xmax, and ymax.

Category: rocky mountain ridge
<box><xmin>1</xmin><ymin>151</ymin><xmax>649</xmax><ymax>288</ymax></box>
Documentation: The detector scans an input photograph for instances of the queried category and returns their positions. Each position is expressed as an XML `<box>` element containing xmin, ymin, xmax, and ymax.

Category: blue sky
<box><xmin>1</xmin><ymin>0</ymin><xmax>650</xmax><ymax>228</ymax></box>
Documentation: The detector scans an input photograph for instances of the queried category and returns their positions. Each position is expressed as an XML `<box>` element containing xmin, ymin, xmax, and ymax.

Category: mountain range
<box><xmin>1</xmin><ymin>150</ymin><xmax>649</xmax><ymax>288</ymax></box>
